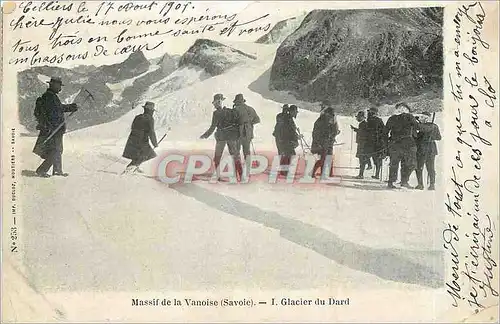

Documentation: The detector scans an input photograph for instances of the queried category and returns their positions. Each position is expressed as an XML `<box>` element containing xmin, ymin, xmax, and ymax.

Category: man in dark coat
<box><xmin>233</xmin><ymin>94</ymin><xmax>260</xmax><ymax>161</ymax></box>
<box><xmin>366</xmin><ymin>106</ymin><xmax>386</xmax><ymax>179</ymax></box>
<box><xmin>33</xmin><ymin>76</ymin><xmax>78</xmax><ymax>178</ymax></box>
<box><xmin>384</xmin><ymin>102</ymin><xmax>419</xmax><ymax>189</ymax></box>
<box><xmin>201</xmin><ymin>93</ymin><xmax>243</xmax><ymax>180</ymax></box>
<box><xmin>350</xmin><ymin>111</ymin><xmax>370</xmax><ymax>179</ymax></box>
<box><xmin>415</xmin><ymin>111</ymin><xmax>441</xmax><ymax>190</ymax></box>
<box><xmin>279</xmin><ymin>104</ymin><xmax>300</xmax><ymax>176</ymax></box>
<box><xmin>122</xmin><ymin>101</ymin><xmax>158</xmax><ymax>174</ymax></box>
<box><xmin>311</xmin><ymin>107</ymin><xmax>339</xmax><ymax>178</ymax></box>
<box><xmin>272</xmin><ymin>104</ymin><xmax>289</xmax><ymax>156</ymax></box>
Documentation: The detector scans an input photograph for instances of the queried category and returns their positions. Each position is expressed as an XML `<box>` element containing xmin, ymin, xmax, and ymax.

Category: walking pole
<box><xmin>349</xmin><ymin>128</ymin><xmax>354</xmax><ymax>167</ymax></box>
<box><xmin>379</xmin><ymin>155</ymin><xmax>384</xmax><ymax>181</ymax></box>
<box><xmin>157</xmin><ymin>127</ymin><xmax>172</xmax><ymax>145</ymax></box>
<box><xmin>250</xmin><ymin>140</ymin><xmax>259</xmax><ymax>168</ymax></box>
<box><xmin>424</xmin><ymin>112</ymin><xmax>436</xmax><ymax>186</ymax></box>
<box><xmin>42</xmin><ymin>111</ymin><xmax>76</xmax><ymax>145</ymax></box>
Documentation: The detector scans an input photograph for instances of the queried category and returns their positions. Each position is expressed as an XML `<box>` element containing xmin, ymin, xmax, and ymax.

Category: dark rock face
<box><xmin>256</xmin><ymin>14</ymin><xmax>306</xmax><ymax>44</ymax></box>
<box><xmin>90</xmin><ymin>50</ymin><xmax>151</xmax><ymax>83</ymax></box>
<box><xmin>17</xmin><ymin>50</ymin><xmax>178</xmax><ymax>133</ymax></box>
<box><xmin>178</xmin><ymin>39</ymin><xmax>256</xmax><ymax>76</ymax></box>
<box><xmin>269</xmin><ymin>8</ymin><xmax>444</xmax><ymax>113</ymax></box>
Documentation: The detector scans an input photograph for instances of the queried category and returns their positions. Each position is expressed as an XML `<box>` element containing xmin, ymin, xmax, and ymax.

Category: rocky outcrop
<box><xmin>121</xmin><ymin>53</ymin><xmax>180</xmax><ymax>106</ymax></box>
<box><xmin>90</xmin><ymin>50</ymin><xmax>150</xmax><ymax>83</ymax></box>
<box><xmin>256</xmin><ymin>13</ymin><xmax>306</xmax><ymax>44</ymax></box>
<box><xmin>269</xmin><ymin>7</ymin><xmax>444</xmax><ymax>113</ymax></box>
<box><xmin>179</xmin><ymin>39</ymin><xmax>256</xmax><ymax>76</ymax></box>
<box><xmin>17</xmin><ymin>50</ymin><xmax>171</xmax><ymax>133</ymax></box>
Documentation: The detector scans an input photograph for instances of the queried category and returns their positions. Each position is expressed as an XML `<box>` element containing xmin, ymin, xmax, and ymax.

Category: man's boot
<box><xmin>355</xmin><ymin>162</ymin><xmax>365</xmax><ymax>179</ymax></box>
<box><xmin>387</xmin><ymin>181</ymin><xmax>398</xmax><ymax>189</ymax></box>
<box><xmin>53</xmin><ymin>172</ymin><xmax>69</xmax><ymax>177</ymax></box>
<box><xmin>235</xmin><ymin>160</ymin><xmax>244</xmax><ymax>182</ymax></box>
<box><xmin>415</xmin><ymin>169</ymin><xmax>424</xmax><ymax>190</ymax></box>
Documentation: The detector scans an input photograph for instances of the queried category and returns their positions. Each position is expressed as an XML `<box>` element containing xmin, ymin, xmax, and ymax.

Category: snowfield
<box><xmin>15</xmin><ymin>41</ymin><xmax>447</xmax><ymax>321</ymax></box>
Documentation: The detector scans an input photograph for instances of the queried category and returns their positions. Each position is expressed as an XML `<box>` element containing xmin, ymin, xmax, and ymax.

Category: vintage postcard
<box><xmin>1</xmin><ymin>1</ymin><xmax>498</xmax><ymax>322</ymax></box>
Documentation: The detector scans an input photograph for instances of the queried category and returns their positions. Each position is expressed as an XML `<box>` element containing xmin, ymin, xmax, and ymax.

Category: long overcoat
<box><xmin>122</xmin><ymin>113</ymin><xmax>158</xmax><ymax>162</ymax></box>
<box><xmin>33</xmin><ymin>89</ymin><xmax>76</xmax><ymax>159</ymax></box>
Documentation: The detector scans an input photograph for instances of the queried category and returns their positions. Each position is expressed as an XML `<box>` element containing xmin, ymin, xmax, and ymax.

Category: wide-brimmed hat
<box><xmin>143</xmin><ymin>101</ymin><xmax>155</xmax><ymax>111</ymax></box>
<box><xmin>233</xmin><ymin>94</ymin><xmax>246</xmax><ymax>104</ymax></box>
<box><xmin>321</xmin><ymin>99</ymin><xmax>332</xmax><ymax>107</ymax></box>
<box><xmin>213</xmin><ymin>93</ymin><xmax>225</xmax><ymax>103</ymax></box>
<box><xmin>395</xmin><ymin>102</ymin><xmax>411</xmax><ymax>112</ymax></box>
<box><xmin>47</xmin><ymin>76</ymin><xmax>64</xmax><ymax>86</ymax></box>
<box><xmin>322</xmin><ymin>107</ymin><xmax>335</xmax><ymax>117</ymax></box>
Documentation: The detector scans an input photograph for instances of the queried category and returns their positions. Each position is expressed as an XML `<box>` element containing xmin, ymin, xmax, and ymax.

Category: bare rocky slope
<box><xmin>179</xmin><ymin>39</ymin><xmax>257</xmax><ymax>76</ymax></box>
<box><xmin>269</xmin><ymin>7</ymin><xmax>444</xmax><ymax>114</ymax></box>
<box><xmin>17</xmin><ymin>51</ymin><xmax>178</xmax><ymax>133</ymax></box>
<box><xmin>255</xmin><ymin>13</ymin><xmax>306</xmax><ymax>44</ymax></box>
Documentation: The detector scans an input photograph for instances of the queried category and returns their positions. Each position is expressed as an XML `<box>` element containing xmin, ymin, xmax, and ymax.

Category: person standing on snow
<box><xmin>272</xmin><ymin>104</ymin><xmax>289</xmax><ymax>156</ymax></box>
<box><xmin>365</xmin><ymin>106</ymin><xmax>386</xmax><ymax>179</ymax></box>
<box><xmin>311</xmin><ymin>107</ymin><xmax>339</xmax><ymax>178</ymax></box>
<box><xmin>200</xmin><ymin>94</ymin><xmax>243</xmax><ymax>180</ymax></box>
<box><xmin>233</xmin><ymin>94</ymin><xmax>260</xmax><ymax>161</ymax></box>
<box><xmin>350</xmin><ymin>110</ymin><xmax>370</xmax><ymax>179</ymax></box>
<box><xmin>415</xmin><ymin>111</ymin><xmax>441</xmax><ymax>190</ymax></box>
<box><xmin>384</xmin><ymin>102</ymin><xmax>419</xmax><ymax>189</ymax></box>
<box><xmin>33</xmin><ymin>76</ymin><xmax>79</xmax><ymax>178</ymax></box>
<box><xmin>279</xmin><ymin>104</ymin><xmax>300</xmax><ymax>176</ymax></box>
<box><xmin>122</xmin><ymin>101</ymin><xmax>158</xmax><ymax>174</ymax></box>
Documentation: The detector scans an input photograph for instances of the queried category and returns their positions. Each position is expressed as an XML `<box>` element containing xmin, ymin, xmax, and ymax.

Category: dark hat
<box><xmin>321</xmin><ymin>99</ymin><xmax>332</xmax><ymax>107</ymax></box>
<box><xmin>47</xmin><ymin>76</ymin><xmax>64</xmax><ymax>85</ymax></box>
<box><xmin>233</xmin><ymin>94</ymin><xmax>246</xmax><ymax>104</ymax></box>
<box><xmin>282</xmin><ymin>104</ymin><xmax>289</xmax><ymax>109</ymax></box>
<box><xmin>395</xmin><ymin>102</ymin><xmax>411</xmax><ymax>112</ymax></box>
<box><xmin>143</xmin><ymin>101</ymin><xmax>155</xmax><ymax>111</ymax></box>
<box><xmin>213</xmin><ymin>93</ymin><xmax>225</xmax><ymax>102</ymax></box>
<box><xmin>289</xmin><ymin>104</ymin><xmax>298</xmax><ymax>111</ymax></box>
<box><xmin>322</xmin><ymin>107</ymin><xmax>335</xmax><ymax>116</ymax></box>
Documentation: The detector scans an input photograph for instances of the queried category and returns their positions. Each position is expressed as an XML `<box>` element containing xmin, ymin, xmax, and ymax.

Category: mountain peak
<box><xmin>269</xmin><ymin>7</ymin><xmax>444</xmax><ymax>111</ymax></box>
<box><xmin>179</xmin><ymin>39</ymin><xmax>256</xmax><ymax>76</ymax></box>
<box><xmin>256</xmin><ymin>13</ymin><xmax>307</xmax><ymax>44</ymax></box>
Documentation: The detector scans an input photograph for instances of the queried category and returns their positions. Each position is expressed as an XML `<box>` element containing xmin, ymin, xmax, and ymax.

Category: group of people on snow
<box><xmin>272</xmin><ymin>100</ymin><xmax>341</xmax><ymax>178</ymax></box>
<box><xmin>199</xmin><ymin>93</ymin><xmax>260</xmax><ymax>180</ymax></box>
<box><xmin>32</xmin><ymin>76</ymin><xmax>440</xmax><ymax>190</ymax></box>
<box><xmin>352</xmin><ymin>102</ymin><xmax>441</xmax><ymax>190</ymax></box>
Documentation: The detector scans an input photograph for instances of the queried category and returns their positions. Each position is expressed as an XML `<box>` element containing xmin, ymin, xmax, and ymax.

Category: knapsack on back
<box><xmin>219</xmin><ymin>107</ymin><xmax>239</xmax><ymax>129</ymax></box>
<box><xmin>34</xmin><ymin>96</ymin><xmax>43</xmax><ymax>119</ymax></box>
<box><xmin>34</xmin><ymin>96</ymin><xmax>45</xmax><ymax>129</ymax></box>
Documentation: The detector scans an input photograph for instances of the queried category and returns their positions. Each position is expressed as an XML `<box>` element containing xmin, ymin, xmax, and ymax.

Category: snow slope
<box><xmin>16</xmin><ymin>40</ymin><xmax>446</xmax><ymax>321</ymax></box>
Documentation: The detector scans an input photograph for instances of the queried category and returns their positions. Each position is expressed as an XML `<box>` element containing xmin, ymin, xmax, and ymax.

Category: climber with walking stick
<box><xmin>33</xmin><ymin>77</ymin><xmax>79</xmax><ymax>178</ymax></box>
<box><xmin>122</xmin><ymin>101</ymin><xmax>159</xmax><ymax>174</ymax></box>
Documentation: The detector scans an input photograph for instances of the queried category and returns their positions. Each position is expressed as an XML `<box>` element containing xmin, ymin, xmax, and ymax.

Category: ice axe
<box><xmin>42</xmin><ymin>87</ymin><xmax>94</xmax><ymax>146</ymax></box>
<box><xmin>250</xmin><ymin>140</ymin><xmax>259</xmax><ymax>168</ymax></box>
